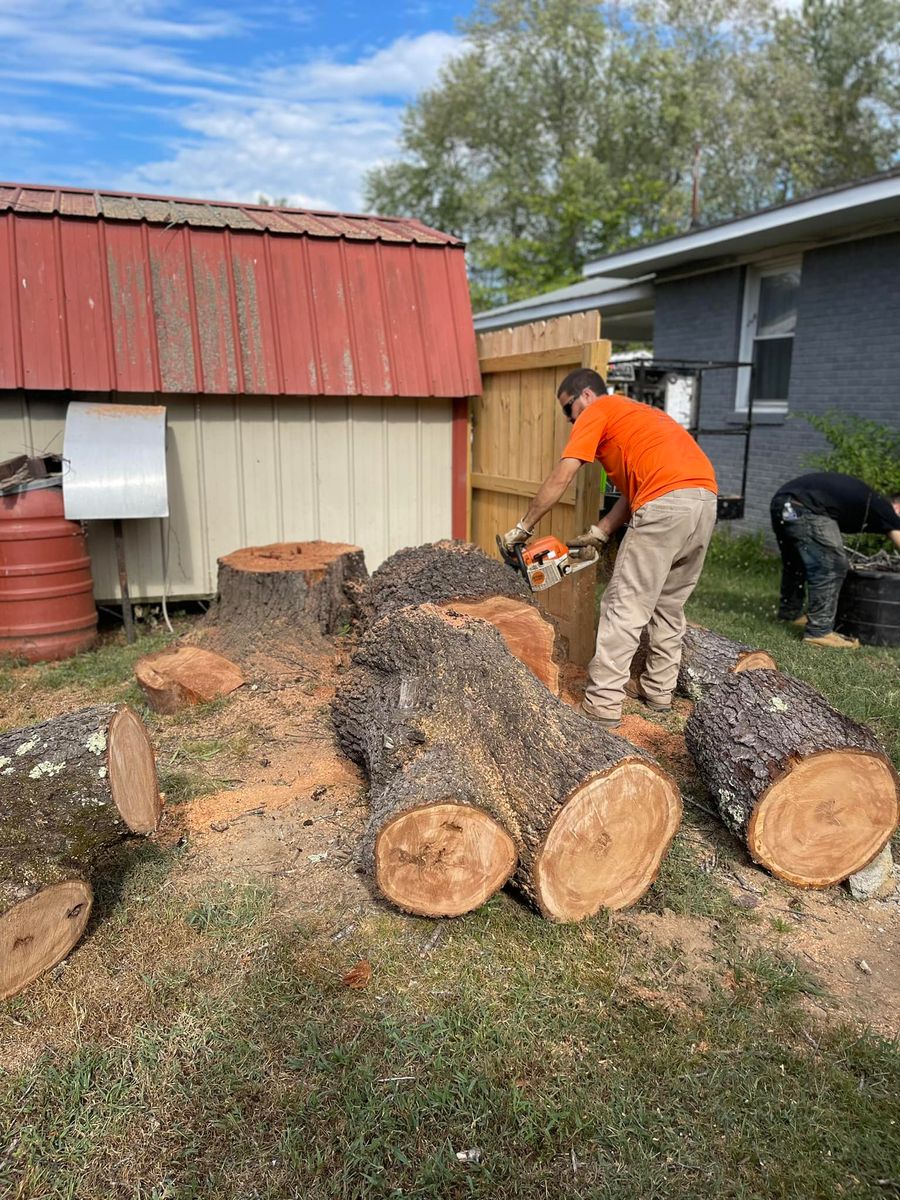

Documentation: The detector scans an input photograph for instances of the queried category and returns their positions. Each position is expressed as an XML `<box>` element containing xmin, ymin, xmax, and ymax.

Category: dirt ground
<box><xmin>138</xmin><ymin>628</ymin><xmax>900</xmax><ymax>1040</ymax></box>
<box><xmin>6</xmin><ymin>615</ymin><xmax>897</xmax><ymax>1039</ymax></box>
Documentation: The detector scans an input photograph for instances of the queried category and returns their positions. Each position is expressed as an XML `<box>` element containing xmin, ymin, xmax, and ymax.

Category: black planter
<box><xmin>836</xmin><ymin>567</ymin><xmax>900</xmax><ymax>647</ymax></box>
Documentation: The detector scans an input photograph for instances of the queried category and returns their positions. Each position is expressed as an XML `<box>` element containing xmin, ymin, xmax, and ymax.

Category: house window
<box><xmin>736</xmin><ymin>260</ymin><xmax>801</xmax><ymax>413</ymax></box>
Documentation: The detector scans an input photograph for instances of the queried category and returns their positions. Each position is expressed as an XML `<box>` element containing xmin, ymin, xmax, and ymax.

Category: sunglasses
<box><xmin>561</xmin><ymin>393</ymin><xmax>579</xmax><ymax>422</ymax></box>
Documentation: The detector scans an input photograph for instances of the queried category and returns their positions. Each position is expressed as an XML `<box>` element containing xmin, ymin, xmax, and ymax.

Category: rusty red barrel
<box><xmin>0</xmin><ymin>487</ymin><xmax>97</xmax><ymax>662</ymax></box>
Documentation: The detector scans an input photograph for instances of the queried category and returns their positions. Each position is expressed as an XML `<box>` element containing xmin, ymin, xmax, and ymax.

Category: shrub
<box><xmin>802</xmin><ymin>412</ymin><xmax>900</xmax><ymax>553</ymax></box>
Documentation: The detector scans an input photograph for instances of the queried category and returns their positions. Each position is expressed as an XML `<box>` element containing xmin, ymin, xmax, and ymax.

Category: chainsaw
<box><xmin>496</xmin><ymin>533</ymin><xmax>597</xmax><ymax>593</ymax></box>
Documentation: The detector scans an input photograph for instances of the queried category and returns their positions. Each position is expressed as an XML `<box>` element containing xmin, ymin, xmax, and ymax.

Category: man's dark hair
<box><xmin>557</xmin><ymin>368</ymin><xmax>607</xmax><ymax>399</ymax></box>
<box><xmin>891</xmin><ymin>492</ymin><xmax>900</xmax><ymax>506</ymax></box>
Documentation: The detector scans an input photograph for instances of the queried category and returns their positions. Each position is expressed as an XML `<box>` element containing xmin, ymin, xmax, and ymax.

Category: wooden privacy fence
<box><xmin>471</xmin><ymin>313</ymin><xmax>611</xmax><ymax>666</ymax></box>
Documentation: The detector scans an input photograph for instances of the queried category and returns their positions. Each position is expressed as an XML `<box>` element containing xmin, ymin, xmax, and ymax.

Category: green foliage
<box><xmin>365</xmin><ymin>0</ymin><xmax>900</xmax><ymax>308</ymax></box>
<box><xmin>802</xmin><ymin>411</ymin><xmax>900</xmax><ymax>497</ymax></box>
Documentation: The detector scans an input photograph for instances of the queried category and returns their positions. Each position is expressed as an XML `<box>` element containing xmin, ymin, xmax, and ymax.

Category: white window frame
<box><xmin>735</xmin><ymin>257</ymin><xmax>801</xmax><ymax>415</ymax></box>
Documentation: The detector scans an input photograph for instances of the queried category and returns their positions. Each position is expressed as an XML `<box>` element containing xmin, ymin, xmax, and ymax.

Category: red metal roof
<box><xmin>0</xmin><ymin>182</ymin><xmax>481</xmax><ymax>398</ymax></box>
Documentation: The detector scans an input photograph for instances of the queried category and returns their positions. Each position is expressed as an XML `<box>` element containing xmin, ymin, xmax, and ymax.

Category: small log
<box><xmin>135</xmin><ymin>645</ymin><xmax>245</xmax><ymax>714</ymax></box>
<box><xmin>685</xmin><ymin>670</ymin><xmax>900</xmax><ymax>887</ymax></box>
<box><xmin>631</xmin><ymin>624</ymin><xmax>776</xmax><ymax>702</ymax></box>
<box><xmin>365</xmin><ymin>541</ymin><xmax>564</xmax><ymax>694</ymax></box>
<box><xmin>214</xmin><ymin>540</ymin><xmax>368</xmax><ymax>634</ymax></box>
<box><xmin>0</xmin><ymin>704</ymin><xmax>160</xmax><ymax>999</ymax></box>
<box><xmin>333</xmin><ymin>604</ymin><xmax>681</xmax><ymax>920</ymax></box>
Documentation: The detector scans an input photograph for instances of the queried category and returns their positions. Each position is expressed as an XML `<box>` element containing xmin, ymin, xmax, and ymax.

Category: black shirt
<box><xmin>774</xmin><ymin>473</ymin><xmax>900</xmax><ymax>535</ymax></box>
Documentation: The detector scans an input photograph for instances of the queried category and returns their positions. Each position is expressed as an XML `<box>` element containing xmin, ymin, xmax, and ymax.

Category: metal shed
<box><xmin>0</xmin><ymin>183</ymin><xmax>480</xmax><ymax>598</ymax></box>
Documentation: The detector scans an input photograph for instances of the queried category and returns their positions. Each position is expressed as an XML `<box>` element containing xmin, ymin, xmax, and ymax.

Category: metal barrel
<box><xmin>836</xmin><ymin>567</ymin><xmax>900</xmax><ymax>648</ymax></box>
<box><xmin>0</xmin><ymin>487</ymin><xmax>98</xmax><ymax>662</ymax></box>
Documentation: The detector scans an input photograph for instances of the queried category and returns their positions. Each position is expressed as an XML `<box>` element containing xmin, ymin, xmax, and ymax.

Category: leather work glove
<box><xmin>568</xmin><ymin>524</ymin><xmax>610</xmax><ymax>558</ymax></box>
<box><xmin>499</xmin><ymin>520</ymin><xmax>533</xmax><ymax>555</ymax></box>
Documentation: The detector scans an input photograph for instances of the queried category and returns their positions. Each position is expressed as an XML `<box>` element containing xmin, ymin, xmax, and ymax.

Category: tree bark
<box><xmin>364</xmin><ymin>540</ymin><xmax>565</xmax><ymax>694</ymax></box>
<box><xmin>214</xmin><ymin>541</ymin><xmax>368</xmax><ymax>634</ymax></box>
<box><xmin>333</xmin><ymin>604</ymin><xmax>681</xmax><ymax>920</ymax></box>
<box><xmin>685</xmin><ymin>669</ymin><xmax>900</xmax><ymax>887</ymax></box>
<box><xmin>135</xmin><ymin>645</ymin><xmax>245</xmax><ymax>714</ymax></box>
<box><xmin>631</xmin><ymin>624</ymin><xmax>777</xmax><ymax>701</ymax></box>
<box><xmin>0</xmin><ymin>704</ymin><xmax>160</xmax><ymax>999</ymax></box>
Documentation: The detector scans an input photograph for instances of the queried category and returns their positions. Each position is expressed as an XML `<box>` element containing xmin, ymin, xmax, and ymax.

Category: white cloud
<box><xmin>0</xmin><ymin>2</ymin><xmax>463</xmax><ymax>212</ymax></box>
<box><xmin>114</xmin><ymin>31</ymin><xmax>464</xmax><ymax>212</ymax></box>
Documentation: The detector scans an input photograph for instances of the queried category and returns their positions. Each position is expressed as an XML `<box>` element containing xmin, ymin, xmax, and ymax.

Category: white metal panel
<box><xmin>350</xmin><ymin>398</ymin><xmax>388</xmax><ymax>568</ymax></box>
<box><xmin>313</xmin><ymin>399</ymin><xmax>353</xmax><ymax>545</ymax></box>
<box><xmin>0</xmin><ymin>394</ymin><xmax>32</xmax><ymax>462</ymax></box>
<box><xmin>2</xmin><ymin>391</ymin><xmax>453</xmax><ymax>599</ymax></box>
<box><xmin>276</xmin><ymin>397</ymin><xmax>318</xmax><ymax>542</ymax></box>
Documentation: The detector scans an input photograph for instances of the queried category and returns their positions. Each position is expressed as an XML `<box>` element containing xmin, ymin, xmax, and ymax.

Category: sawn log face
<box><xmin>333</xmin><ymin>604</ymin><xmax>681</xmax><ymax>919</ymax></box>
<box><xmin>685</xmin><ymin>669</ymin><xmax>899</xmax><ymax>886</ymax></box>
<box><xmin>364</xmin><ymin>540</ymin><xmax>564</xmax><ymax>693</ymax></box>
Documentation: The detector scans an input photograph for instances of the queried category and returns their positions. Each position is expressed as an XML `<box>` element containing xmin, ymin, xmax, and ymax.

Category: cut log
<box><xmin>365</xmin><ymin>541</ymin><xmax>564</xmax><ymax>694</ymax></box>
<box><xmin>135</xmin><ymin>644</ymin><xmax>245</xmax><ymax>714</ymax></box>
<box><xmin>685</xmin><ymin>669</ymin><xmax>900</xmax><ymax>887</ymax></box>
<box><xmin>214</xmin><ymin>540</ymin><xmax>368</xmax><ymax>634</ymax></box>
<box><xmin>631</xmin><ymin>624</ymin><xmax>777</xmax><ymax>702</ymax></box>
<box><xmin>333</xmin><ymin>604</ymin><xmax>681</xmax><ymax>920</ymax></box>
<box><xmin>0</xmin><ymin>704</ymin><xmax>160</xmax><ymax>999</ymax></box>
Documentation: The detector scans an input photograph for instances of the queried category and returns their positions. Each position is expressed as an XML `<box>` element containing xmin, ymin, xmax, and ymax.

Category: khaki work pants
<box><xmin>583</xmin><ymin>488</ymin><xmax>718</xmax><ymax>719</ymax></box>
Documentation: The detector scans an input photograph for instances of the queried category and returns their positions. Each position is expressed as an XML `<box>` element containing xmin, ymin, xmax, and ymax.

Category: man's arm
<box><xmin>520</xmin><ymin>458</ymin><xmax>583</xmax><ymax>530</ymax></box>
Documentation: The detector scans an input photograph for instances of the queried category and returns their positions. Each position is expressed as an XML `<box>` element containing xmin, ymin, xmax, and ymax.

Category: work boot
<box><xmin>802</xmin><ymin>631</ymin><xmax>860</xmax><ymax>649</ymax></box>
<box><xmin>624</xmin><ymin>678</ymin><xmax>672</xmax><ymax>712</ymax></box>
<box><xmin>789</xmin><ymin>614</ymin><xmax>809</xmax><ymax>627</ymax></box>
<box><xmin>579</xmin><ymin>700</ymin><xmax>621</xmax><ymax>730</ymax></box>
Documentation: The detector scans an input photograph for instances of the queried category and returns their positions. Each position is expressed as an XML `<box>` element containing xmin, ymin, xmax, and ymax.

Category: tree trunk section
<box><xmin>135</xmin><ymin>645</ymin><xmax>245</xmax><ymax>714</ymax></box>
<box><xmin>685</xmin><ymin>669</ymin><xmax>900</xmax><ymax>887</ymax></box>
<box><xmin>214</xmin><ymin>541</ymin><xmax>368</xmax><ymax>634</ymax></box>
<box><xmin>364</xmin><ymin>541</ymin><xmax>565</xmax><ymax>694</ymax></box>
<box><xmin>333</xmin><ymin>604</ymin><xmax>681</xmax><ymax>920</ymax></box>
<box><xmin>631</xmin><ymin>624</ymin><xmax>776</xmax><ymax>701</ymax></box>
<box><xmin>0</xmin><ymin>704</ymin><xmax>160</xmax><ymax>998</ymax></box>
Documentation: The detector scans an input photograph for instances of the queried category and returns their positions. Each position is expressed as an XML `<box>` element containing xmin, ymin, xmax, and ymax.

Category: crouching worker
<box><xmin>771</xmin><ymin>472</ymin><xmax>900</xmax><ymax>649</ymax></box>
<box><xmin>498</xmin><ymin>368</ymin><xmax>718</xmax><ymax>729</ymax></box>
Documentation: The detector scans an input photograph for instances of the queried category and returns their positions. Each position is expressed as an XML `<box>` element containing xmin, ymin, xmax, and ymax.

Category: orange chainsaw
<box><xmin>496</xmin><ymin>534</ymin><xmax>596</xmax><ymax>593</ymax></box>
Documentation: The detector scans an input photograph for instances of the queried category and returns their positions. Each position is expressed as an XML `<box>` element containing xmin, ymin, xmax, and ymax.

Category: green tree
<box><xmin>365</xmin><ymin>0</ymin><xmax>900</xmax><ymax>309</ymax></box>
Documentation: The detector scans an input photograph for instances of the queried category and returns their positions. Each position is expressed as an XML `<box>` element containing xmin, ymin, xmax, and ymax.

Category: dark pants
<box><xmin>770</xmin><ymin>497</ymin><xmax>848</xmax><ymax>637</ymax></box>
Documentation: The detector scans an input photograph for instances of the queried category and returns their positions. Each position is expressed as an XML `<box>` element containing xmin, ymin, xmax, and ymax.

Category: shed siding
<box><xmin>0</xmin><ymin>394</ymin><xmax>453</xmax><ymax>598</ymax></box>
<box><xmin>652</xmin><ymin>231</ymin><xmax>900</xmax><ymax>532</ymax></box>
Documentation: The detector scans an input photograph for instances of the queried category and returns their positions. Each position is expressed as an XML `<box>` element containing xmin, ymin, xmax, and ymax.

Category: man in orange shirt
<box><xmin>499</xmin><ymin>368</ymin><xmax>718</xmax><ymax>728</ymax></box>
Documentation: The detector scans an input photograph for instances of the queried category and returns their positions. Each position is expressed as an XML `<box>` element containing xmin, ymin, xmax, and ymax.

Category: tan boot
<box><xmin>790</xmin><ymin>614</ymin><xmax>809</xmax><ymax>627</ymax></box>
<box><xmin>580</xmin><ymin>700</ymin><xmax>621</xmax><ymax>730</ymax></box>
<box><xmin>624</xmin><ymin>678</ymin><xmax>672</xmax><ymax>712</ymax></box>
<box><xmin>803</xmin><ymin>631</ymin><xmax>860</xmax><ymax>649</ymax></box>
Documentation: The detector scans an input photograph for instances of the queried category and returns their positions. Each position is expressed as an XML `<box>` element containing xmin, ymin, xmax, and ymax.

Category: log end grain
<box><xmin>748</xmin><ymin>750</ymin><xmax>900</xmax><ymax>888</ymax></box>
<box><xmin>0</xmin><ymin>879</ymin><xmax>93</xmax><ymax>1000</ymax></box>
<box><xmin>374</xmin><ymin>802</ymin><xmax>517</xmax><ymax>918</ymax></box>
<box><xmin>108</xmin><ymin>706</ymin><xmax>161</xmax><ymax>834</ymax></box>
<box><xmin>535</xmin><ymin>759</ymin><xmax>682</xmax><ymax>920</ymax></box>
<box><xmin>733</xmin><ymin>649</ymin><xmax>777</xmax><ymax>673</ymax></box>
<box><xmin>135</xmin><ymin>645</ymin><xmax>245</xmax><ymax>714</ymax></box>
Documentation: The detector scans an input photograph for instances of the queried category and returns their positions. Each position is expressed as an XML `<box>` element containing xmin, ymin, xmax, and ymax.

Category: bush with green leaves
<box><xmin>802</xmin><ymin>411</ymin><xmax>900</xmax><ymax>553</ymax></box>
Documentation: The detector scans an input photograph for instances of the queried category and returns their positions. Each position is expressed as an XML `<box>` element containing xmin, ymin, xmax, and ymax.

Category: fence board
<box><xmin>472</xmin><ymin>315</ymin><xmax>610</xmax><ymax>666</ymax></box>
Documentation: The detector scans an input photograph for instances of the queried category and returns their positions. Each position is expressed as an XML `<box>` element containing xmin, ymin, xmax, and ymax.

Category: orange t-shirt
<box><xmin>562</xmin><ymin>394</ymin><xmax>717</xmax><ymax>512</ymax></box>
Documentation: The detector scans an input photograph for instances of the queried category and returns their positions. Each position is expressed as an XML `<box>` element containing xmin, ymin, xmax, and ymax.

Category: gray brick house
<box><xmin>474</xmin><ymin>169</ymin><xmax>900</xmax><ymax>532</ymax></box>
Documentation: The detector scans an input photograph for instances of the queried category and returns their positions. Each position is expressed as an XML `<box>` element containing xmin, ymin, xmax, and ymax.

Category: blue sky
<box><xmin>0</xmin><ymin>0</ymin><xmax>474</xmax><ymax>212</ymax></box>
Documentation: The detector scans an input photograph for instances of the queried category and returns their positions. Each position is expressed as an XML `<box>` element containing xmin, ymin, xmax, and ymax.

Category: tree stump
<box><xmin>333</xmin><ymin>604</ymin><xmax>681</xmax><ymax>920</ymax></box>
<box><xmin>0</xmin><ymin>704</ymin><xmax>161</xmax><ymax>999</ymax></box>
<box><xmin>631</xmin><ymin>624</ymin><xmax>776</xmax><ymax>701</ymax></box>
<box><xmin>135</xmin><ymin>645</ymin><xmax>245</xmax><ymax>714</ymax></box>
<box><xmin>685</xmin><ymin>670</ymin><xmax>900</xmax><ymax>887</ymax></box>
<box><xmin>365</xmin><ymin>541</ymin><xmax>565</xmax><ymax>694</ymax></box>
<box><xmin>214</xmin><ymin>541</ymin><xmax>368</xmax><ymax>634</ymax></box>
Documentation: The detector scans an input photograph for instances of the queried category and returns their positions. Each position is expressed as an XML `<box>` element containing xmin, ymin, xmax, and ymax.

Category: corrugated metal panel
<box><xmin>0</xmin><ymin>198</ymin><xmax>480</xmax><ymax>398</ymax></box>
<box><xmin>0</xmin><ymin>394</ymin><xmax>454</xmax><ymax>596</ymax></box>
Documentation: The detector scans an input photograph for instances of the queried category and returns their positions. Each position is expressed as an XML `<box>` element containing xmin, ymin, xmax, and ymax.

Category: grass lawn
<box><xmin>1</xmin><ymin>538</ymin><xmax>898</xmax><ymax>1199</ymax></box>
